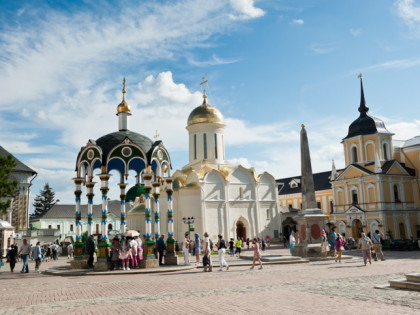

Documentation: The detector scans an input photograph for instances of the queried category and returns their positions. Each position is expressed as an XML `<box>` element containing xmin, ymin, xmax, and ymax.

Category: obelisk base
<box><xmin>292</xmin><ymin>208</ymin><xmax>328</xmax><ymax>258</ymax></box>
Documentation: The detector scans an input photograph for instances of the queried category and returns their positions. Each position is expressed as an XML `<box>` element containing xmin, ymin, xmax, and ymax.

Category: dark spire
<box><xmin>358</xmin><ymin>73</ymin><xmax>369</xmax><ymax>117</ymax></box>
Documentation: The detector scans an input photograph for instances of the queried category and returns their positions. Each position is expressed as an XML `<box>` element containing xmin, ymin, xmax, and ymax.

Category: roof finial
<box><xmin>357</xmin><ymin>73</ymin><xmax>369</xmax><ymax>116</ymax></box>
<box><xmin>154</xmin><ymin>129</ymin><xmax>160</xmax><ymax>141</ymax></box>
<box><xmin>200</xmin><ymin>76</ymin><xmax>208</xmax><ymax>99</ymax></box>
<box><xmin>122</xmin><ymin>77</ymin><xmax>126</xmax><ymax>101</ymax></box>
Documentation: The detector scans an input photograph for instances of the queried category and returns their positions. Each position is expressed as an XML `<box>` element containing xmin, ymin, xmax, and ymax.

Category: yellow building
<box><xmin>278</xmin><ymin>78</ymin><xmax>420</xmax><ymax>240</ymax></box>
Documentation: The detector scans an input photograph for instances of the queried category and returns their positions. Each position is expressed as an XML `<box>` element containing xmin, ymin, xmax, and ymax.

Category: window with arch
<box><xmin>108</xmin><ymin>223</ymin><xmax>113</xmax><ymax>230</ymax></box>
<box><xmin>214</xmin><ymin>134</ymin><xmax>218</xmax><ymax>159</ymax></box>
<box><xmin>96</xmin><ymin>224</ymin><xmax>100</xmax><ymax>234</ymax></box>
<box><xmin>383</xmin><ymin>143</ymin><xmax>388</xmax><ymax>160</ymax></box>
<box><xmin>351</xmin><ymin>146</ymin><xmax>358</xmax><ymax>163</ymax></box>
<box><xmin>351</xmin><ymin>189</ymin><xmax>358</xmax><ymax>205</ymax></box>
<box><xmin>365</xmin><ymin>142</ymin><xmax>375</xmax><ymax>161</ymax></box>
<box><xmin>266</xmin><ymin>209</ymin><xmax>270</xmax><ymax>220</ymax></box>
<box><xmin>394</xmin><ymin>184</ymin><xmax>400</xmax><ymax>202</ymax></box>
<box><xmin>194</xmin><ymin>134</ymin><xmax>197</xmax><ymax>160</ymax></box>
<box><xmin>337</xmin><ymin>190</ymin><xmax>343</xmax><ymax>205</ymax></box>
<box><xmin>203</xmin><ymin>133</ymin><xmax>207</xmax><ymax>159</ymax></box>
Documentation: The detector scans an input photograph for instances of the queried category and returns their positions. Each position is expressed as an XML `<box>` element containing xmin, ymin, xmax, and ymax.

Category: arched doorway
<box><xmin>236</xmin><ymin>221</ymin><xmax>246</xmax><ymax>240</ymax></box>
<box><xmin>399</xmin><ymin>222</ymin><xmax>406</xmax><ymax>239</ymax></box>
<box><xmin>352</xmin><ymin>219</ymin><xmax>363</xmax><ymax>239</ymax></box>
<box><xmin>282</xmin><ymin>217</ymin><xmax>297</xmax><ymax>239</ymax></box>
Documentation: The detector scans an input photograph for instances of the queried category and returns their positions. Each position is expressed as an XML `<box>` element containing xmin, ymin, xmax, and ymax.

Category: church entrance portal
<box><xmin>236</xmin><ymin>221</ymin><xmax>246</xmax><ymax>240</ymax></box>
<box><xmin>352</xmin><ymin>219</ymin><xmax>363</xmax><ymax>239</ymax></box>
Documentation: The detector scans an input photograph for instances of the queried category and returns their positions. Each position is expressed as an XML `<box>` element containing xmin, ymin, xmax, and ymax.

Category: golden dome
<box><xmin>187</xmin><ymin>97</ymin><xmax>224</xmax><ymax>126</ymax></box>
<box><xmin>117</xmin><ymin>77</ymin><xmax>131</xmax><ymax>114</ymax></box>
<box><xmin>117</xmin><ymin>99</ymin><xmax>131</xmax><ymax>114</ymax></box>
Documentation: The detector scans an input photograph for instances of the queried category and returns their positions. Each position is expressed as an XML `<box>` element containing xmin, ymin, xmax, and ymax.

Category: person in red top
<box><xmin>334</xmin><ymin>234</ymin><xmax>345</xmax><ymax>263</ymax></box>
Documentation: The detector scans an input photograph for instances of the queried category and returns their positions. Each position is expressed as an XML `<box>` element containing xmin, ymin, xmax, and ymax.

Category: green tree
<box><xmin>32</xmin><ymin>183</ymin><xmax>56</xmax><ymax>217</ymax></box>
<box><xmin>0</xmin><ymin>155</ymin><xmax>19</xmax><ymax>214</ymax></box>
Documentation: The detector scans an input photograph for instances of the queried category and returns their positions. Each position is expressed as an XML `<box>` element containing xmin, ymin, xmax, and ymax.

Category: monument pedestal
<box><xmin>139</xmin><ymin>258</ymin><xmax>159</xmax><ymax>268</ymax></box>
<box><xmin>292</xmin><ymin>208</ymin><xmax>328</xmax><ymax>258</ymax></box>
<box><xmin>70</xmin><ymin>258</ymin><xmax>88</xmax><ymax>269</ymax></box>
<box><xmin>94</xmin><ymin>258</ymin><xmax>110</xmax><ymax>271</ymax></box>
<box><xmin>164</xmin><ymin>254</ymin><xmax>179</xmax><ymax>265</ymax></box>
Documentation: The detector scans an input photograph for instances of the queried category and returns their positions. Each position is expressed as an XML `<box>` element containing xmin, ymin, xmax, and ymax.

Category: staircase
<box><xmin>389</xmin><ymin>273</ymin><xmax>420</xmax><ymax>291</ymax></box>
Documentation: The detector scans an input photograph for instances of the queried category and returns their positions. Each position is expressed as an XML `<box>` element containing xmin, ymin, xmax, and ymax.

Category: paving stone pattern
<box><xmin>0</xmin><ymin>247</ymin><xmax>419</xmax><ymax>314</ymax></box>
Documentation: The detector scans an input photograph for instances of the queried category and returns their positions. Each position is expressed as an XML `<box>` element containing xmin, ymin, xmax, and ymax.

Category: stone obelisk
<box><xmin>292</xmin><ymin>125</ymin><xmax>328</xmax><ymax>258</ymax></box>
<box><xmin>300</xmin><ymin>125</ymin><xmax>317</xmax><ymax>211</ymax></box>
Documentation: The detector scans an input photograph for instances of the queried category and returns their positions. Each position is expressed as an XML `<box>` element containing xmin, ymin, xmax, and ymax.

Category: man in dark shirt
<box><xmin>86</xmin><ymin>235</ymin><xmax>95</xmax><ymax>267</ymax></box>
<box><xmin>157</xmin><ymin>234</ymin><xmax>166</xmax><ymax>266</ymax></box>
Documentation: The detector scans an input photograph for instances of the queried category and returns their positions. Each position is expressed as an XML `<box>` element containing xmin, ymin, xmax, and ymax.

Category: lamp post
<box><xmin>182</xmin><ymin>216</ymin><xmax>195</xmax><ymax>241</ymax></box>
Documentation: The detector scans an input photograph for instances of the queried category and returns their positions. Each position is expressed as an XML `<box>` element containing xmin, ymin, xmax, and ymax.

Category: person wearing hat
<box><xmin>182</xmin><ymin>233</ymin><xmax>191</xmax><ymax>266</ymax></box>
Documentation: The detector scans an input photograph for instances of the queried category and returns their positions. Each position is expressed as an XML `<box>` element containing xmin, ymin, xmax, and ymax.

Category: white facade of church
<box><xmin>170</xmin><ymin>95</ymin><xmax>281</xmax><ymax>241</ymax></box>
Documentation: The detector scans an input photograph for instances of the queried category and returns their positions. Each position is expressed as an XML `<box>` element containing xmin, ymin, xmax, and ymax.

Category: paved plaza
<box><xmin>0</xmin><ymin>245</ymin><xmax>419</xmax><ymax>315</ymax></box>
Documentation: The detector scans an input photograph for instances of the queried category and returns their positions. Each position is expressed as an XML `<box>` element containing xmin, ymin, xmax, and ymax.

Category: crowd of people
<box><xmin>1</xmin><ymin>240</ymin><xmax>63</xmax><ymax>273</ymax></box>
<box><xmin>3</xmin><ymin>227</ymin><xmax>413</xmax><ymax>273</ymax></box>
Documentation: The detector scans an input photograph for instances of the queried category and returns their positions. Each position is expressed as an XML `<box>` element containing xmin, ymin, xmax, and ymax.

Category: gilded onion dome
<box><xmin>117</xmin><ymin>77</ymin><xmax>131</xmax><ymax>114</ymax></box>
<box><xmin>187</xmin><ymin>96</ymin><xmax>224</xmax><ymax>126</ymax></box>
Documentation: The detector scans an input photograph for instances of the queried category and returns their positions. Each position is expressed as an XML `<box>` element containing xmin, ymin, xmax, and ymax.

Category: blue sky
<box><xmin>1</xmin><ymin>0</ymin><xmax>420</xmax><ymax>209</ymax></box>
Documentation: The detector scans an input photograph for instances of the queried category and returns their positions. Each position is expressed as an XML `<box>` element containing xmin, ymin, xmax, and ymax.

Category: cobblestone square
<box><xmin>0</xmin><ymin>246</ymin><xmax>419</xmax><ymax>315</ymax></box>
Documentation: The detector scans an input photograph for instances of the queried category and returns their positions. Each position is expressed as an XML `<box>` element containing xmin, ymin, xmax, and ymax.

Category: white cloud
<box><xmin>309</xmin><ymin>43</ymin><xmax>335</xmax><ymax>55</ymax></box>
<box><xmin>350</xmin><ymin>28</ymin><xmax>361</xmax><ymax>36</ymax></box>
<box><xmin>354</xmin><ymin>57</ymin><xmax>420</xmax><ymax>73</ymax></box>
<box><xmin>0</xmin><ymin>0</ymin><xmax>263</xmax><ymax>107</ymax></box>
<box><xmin>228</xmin><ymin>157</ymin><xmax>252</xmax><ymax>168</ymax></box>
<box><xmin>291</xmin><ymin>19</ymin><xmax>304</xmax><ymax>25</ymax></box>
<box><xmin>395</xmin><ymin>0</ymin><xmax>420</xmax><ymax>24</ymax></box>
<box><xmin>187</xmin><ymin>54</ymin><xmax>240</xmax><ymax>67</ymax></box>
<box><xmin>229</xmin><ymin>0</ymin><xmax>265</xmax><ymax>20</ymax></box>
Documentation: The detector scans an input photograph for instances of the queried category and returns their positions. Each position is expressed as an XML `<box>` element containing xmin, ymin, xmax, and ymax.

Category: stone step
<box><xmin>405</xmin><ymin>273</ymin><xmax>420</xmax><ymax>283</ymax></box>
<box><xmin>389</xmin><ymin>279</ymin><xmax>420</xmax><ymax>291</ymax></box>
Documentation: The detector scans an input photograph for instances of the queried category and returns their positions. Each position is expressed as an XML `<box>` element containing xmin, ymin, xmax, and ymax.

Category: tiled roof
<box><xmin>36</xmin><ymin>200</ymin><xmax>121</xmax><ymax>220</ymax></box>
<box><xmin>0</xmin><ymin>145</ymin><xmax>36</xmax><ymax>174</ymax></box>
<box><xmin>276</xmin><ymin>170</ymin><xmax>335</xmax><ymax>195</ymax></box>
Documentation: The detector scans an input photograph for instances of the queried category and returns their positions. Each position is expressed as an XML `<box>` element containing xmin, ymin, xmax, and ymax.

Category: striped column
<box><xmin>143</xmin><ymin>172</ymin><xmax>153</xmax><ymax>240</ymax></box>
<box><xmin>119</xmin><ymin>183</ymin><xmax>127</xmax><ymax>234</ymax></box>
<box><xmin>166</xmin><ymin>178</ymin><xmax>174</xmax><ymax>239</ymax></box>
<box><xmin>86</xmin><ymin>181</ymin><xmax>95</xmax><ymax>236</ymax></box>
<box><xmin>153</xmin><ymin>181</ymin><xmax>161</xmax><ymax>238</ymax></box>
<box><xmin>73</xmin><ymin>178</ymin><xmax>83</xmax><ymax>242</ymax></box>
<box><xmin>99</xmin><ymin>174</ymin><xmax>111</xmax><ymax>242</ymax></box>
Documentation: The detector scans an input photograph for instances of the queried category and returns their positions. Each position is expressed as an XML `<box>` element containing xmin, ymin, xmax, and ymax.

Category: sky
<box><xmin>1</xmin><ymin>0</ymin><xmax>420</xmax><ymax>210</ymax></box>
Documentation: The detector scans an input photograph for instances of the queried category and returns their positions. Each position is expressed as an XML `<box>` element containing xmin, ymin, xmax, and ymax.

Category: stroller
<box><xmin>202</xmin><ymin>252</ymin><xmax>213</xmax><ymax>272</ymax></box>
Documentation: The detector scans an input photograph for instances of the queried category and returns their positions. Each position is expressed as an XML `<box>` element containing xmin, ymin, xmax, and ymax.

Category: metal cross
<box><xmin>200</xmin><ymin>76</ymin><xmax>208</xmax><ymax>97</ymax></box>
<box><xmin>154</xmin><ymin>130</ymin><xmax>160</xmax><ymax>141</ymax></box>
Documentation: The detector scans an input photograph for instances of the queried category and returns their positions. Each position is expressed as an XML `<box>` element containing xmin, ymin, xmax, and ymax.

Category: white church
<box><xmin>167</xmin><ymin>93</ymin><xmax>281</xmax><ymax>241</ymax></box>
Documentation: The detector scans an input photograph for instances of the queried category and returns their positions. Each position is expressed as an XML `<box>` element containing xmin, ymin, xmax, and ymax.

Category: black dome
<box><xmin>95</xmin><ymin>130</ymin><xmax>153</xmax><ymax>162</ymax></box>
<box><xmin>344</xmin><ymin>115</ymin><xmax>390</xmax><ymax>139</ymax></box>
<box><xmin>344</xmin><ymin>77</ymin><xmax>392</xmax><ymax>140</ymax></box>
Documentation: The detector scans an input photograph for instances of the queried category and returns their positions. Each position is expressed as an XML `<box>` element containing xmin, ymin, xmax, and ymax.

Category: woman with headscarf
<box><xmin>193</xmin><ymin>233</ymin><xmax>201</xmax><ymax>266</ymax></box>
<box><xmin>321</xmin><ymin>229</ymin><xmax>329</xmax><ymax>257</ymax></box>
<box><xmin>289</xmin><ymin>231</ymin><xmax>296</xmax><ymax>255</ymax></box>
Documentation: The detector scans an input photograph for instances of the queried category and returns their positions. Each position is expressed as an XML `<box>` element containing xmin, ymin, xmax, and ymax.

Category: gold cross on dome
<box><xmin>122</xmin><ymin>77</ymin><xmax>126</xmax><ymax>100</ymax></box>
<box><xmin>200</xmin><ymin>76</ymin><xmax>208</xmax><ymax>97</ymax></box>
<box><xmin>357</xmin><ymin>73</ymin><xmax>362</xmax><ymax>79</ymax></box>
<box><xmin>154</xmin><ymin>130</ymin><xmax>160</xmax><ymax>140</ymax></box>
